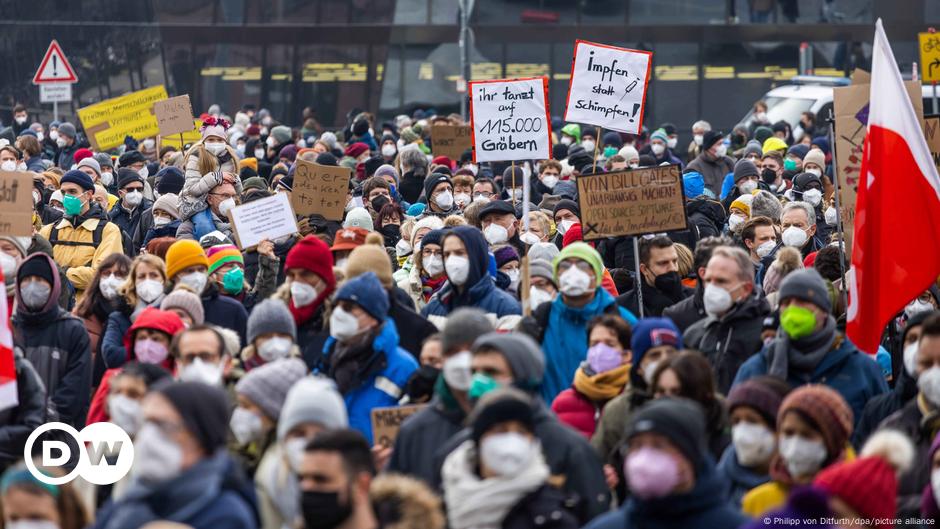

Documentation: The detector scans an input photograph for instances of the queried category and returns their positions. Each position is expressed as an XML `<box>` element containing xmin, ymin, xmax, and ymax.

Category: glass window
<box><xmin>194</xmin><ymin>44</ymin><xmax>262</xmax><ymax>118</ymax></box>
<box><xmin>297</xmin><ymin>44</ymin><xmax>369</xmax><ymax>127</ymax></box>
<box><xmin>153</xmin><ymin>0</ymin><xmax>216</xmax><ymax>23</ymax></box>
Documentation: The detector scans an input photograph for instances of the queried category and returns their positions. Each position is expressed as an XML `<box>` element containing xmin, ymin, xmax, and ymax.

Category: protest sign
<box><xmin>229</xmin><ymin>193</ymin><xmax>298</xmax><ymax>250</ymax></box>
<box><xmin>0</xmin><ymin>171</ymin><xmax>37</xmax><ymax>237</ymax></box>
<box><xmin>370</xmin><ymin>404</ymin><xmax>427</xmax><ymax>448</ymax></box>
<box><xmin>832</xmin><ymin>78</ymin><xmax>921</xmax><ymax>249</ymax></box>
<box><xmin>564</xmin><ymin>40</ymin><xmax>653</xmax><ymax>135</ymax></box>
<box><xmin>160</xmin><ymin>122</ymin><xmax>201</xmax><ymax>150</ymax></box>
<box><xmin>290</xmin><ymin>159</ymin><xmax>351</xmax><ymax>220</ymax></box>
<box><xmin>154</xmin><ymin>95</ymin><xmax>195</xmax><ymax>137</ymax></box>
<box><xmin>431</xmin><ymin>125</ymin><xmax>473</xmax><ymax>160</ymax></box>
<box><xmin>924</xmin><ymin>116</ymin><xmax>940</xmax><ymax>173</ymax></box>
<box><xmin>78</xmin><ymin>85</ymin><xmax>169</xmax><ymax>150</ymax></box>
<box><xmin>469</xmin><ymin>77</ymin><xmax>551</xmax><ymax>163</ymax></box>
<box><xmin>576</xmin><ymin>165</ymin><xmax>686</xmax><ymax>240</ymax></box>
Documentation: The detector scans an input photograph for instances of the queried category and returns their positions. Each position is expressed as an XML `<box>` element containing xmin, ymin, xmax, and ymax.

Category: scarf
<box><xmin>329</xmin><ymin>326</ymin><xmax>386</xmax><ymax>394</ymax></box>
<box><xmin>766</xmin><ymin>314</ymin><xmax>837</xmax><ymax>380</ymax></box>
<box><xmin>256</xmin><ymin>444</ymin><xmax>301</xmax><ymax>529</ymax></box>
<box><xmin>421</xmin><ymin>274</ymin><xmax>447</xmax><ymax>302</ymax></box>
<box><xmin>442</xmin><ymin>440</ymin><xmax>549</xmax><ymax>529</ymax></box>
<box><xmin>573</xmin><ymin>364</ymin><xmax>630</xmax><ymax>401</ymax></box>
<box><xmin>289</xmin><ymin>288</ymin><xmax>330</xmax><ymax>327</ymax></box>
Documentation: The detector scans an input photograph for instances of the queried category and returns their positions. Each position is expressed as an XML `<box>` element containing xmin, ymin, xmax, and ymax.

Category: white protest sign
<box><xmin>469</xmin><ymin>77</ymin><xmax>551</xmax><ymax>163</ymax></box>
<box><xmin>229</xmin><ymin>193</ymin><xmax>298</xmax><ymax>249</ymax></box>
<box><xmin>564</xmin><ymin>40</ymin><xmax>653</xmax><ymax>135</ymax></box>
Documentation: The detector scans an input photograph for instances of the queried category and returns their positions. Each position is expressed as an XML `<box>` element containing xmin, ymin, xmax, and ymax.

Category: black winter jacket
<box><xmin>662</xmin><ymin>286</ymin><xmax>706</xmax><ymax>332</ymax></box>
<box><xmin>0</xmin><ymin>352</ymin><xmax>47</xmax><ymax>469</ymax></box>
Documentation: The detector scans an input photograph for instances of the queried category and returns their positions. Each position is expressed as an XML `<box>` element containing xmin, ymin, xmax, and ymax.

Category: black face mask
<box><xmin>761</xmin><ymin>168</ymin><xmax>777</xmax><ymax>185</ymax></box>
<box><xmin>404</xmin><ymin>364</ymin><xmax>440</xmax><ymax>403</ymax></box>
<box><xmin>371</xmin><ymin>194</ymin><xmax>390</xmax><ymax>213</ymax></box>
<box><xmin>380</xmin><ymin>223</ymin><xmax>401</xmax><ymax>243</ymax></box>
<box><xmin>653</xmin><ymin>271</ymin><xmax>683</xmax><ymax>298</ymax></box>
<box><xmin>302</xmin><ymin>490</ymin><xmax>353</xmax><ymax>529</ymax></box>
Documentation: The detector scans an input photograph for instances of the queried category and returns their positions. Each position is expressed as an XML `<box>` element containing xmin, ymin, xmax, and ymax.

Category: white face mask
<box><xmin>138</xmin><ymin>166</ymin><xmax>149</xmax><ymax>179</ymax></box>
<box><xmin>824</xmin><ymin>206</ymin><xmax>837</xmax><ymax>226</ymax></box>
<box><xmin>782</xmin><ymin>226</ymin><xmax>809</xmax><ymax>248</ymax></box>
<box><xmin>258</xmin><ymin>336</ymin><xmax>293</xmax><ymax>362</ymax></box>
<box><xmin>107</xmin><ymin>394</ymin><xmax>142</xmax><ymax>436</ymax></box>
<box><xmin>35</xmin><ymin>132</ymin><xmax>44</xmax><ymax>142</ymax></box>
<box><xmin>529</xmin><ymin>286</ymin><xmax>554</xmax><ymax>311</ymax></box>
<box><xmin>395</xmin><ymin>239</ymin><xmax>412</xmax><ymax>257</ymax></box>
<box><xmin>423</xmin><ymin>254</ymin><xmax>444</xmax><ymax>277</ymax></box>
<box><xmin>434</xmin><ymin>190</ymin><xmax>454</xmax><ymax>210</ymax></box>
<box><xmin>50</xmin><ymin>130</ymin><xmax>59</xmax><ymax>142</ymax></box>
<box><xmin>142</xmin><ymin>139</ymin><xmax>156</xmax><ymax>150</ymax></box>
<box><xmin>153</xmin><ymin>216</ymin><xmax>173</xmax><ymax>228</ymax></box>
<box><xmin>667</xmin><ymin>137</ymin><xmax>678</xmax><ymax>149</ymax></box>
<box><xmin>802</xmin><ymin>188</ymin><xmax>822</xmax><ymax>207</ymax></box>
<box><xmin>918</xmin><ymin>366</ymin><xmax>940</xmax><ymax>407</ymax></box>
<box><xmin>14</xmin><ymin>116</ymin><xmax>27</xmax><ymax>125</ymax></box>
<box><xmin>179</xmin><ymin>358</ymin><xmax>224</xmax><ymax>386</ymax></box>
<box><xmin>510</xmin><ymin>188</ymin><xmax>523</xmax><ymax>201</ymax></box>
<box><xmin>0</xmin><ymin>161</ymin><xmax>16</xmax><ymax>172</ymax></box>
<box><xmin>445</xmin><ymin>255</ymin><xmax>470</xmax><ymax>286</ymax></box>
<box><xmin>124</xmin><ymin>190</ymin><xmax>143</xmax><ymax>207</ymax></box>
<box><xmin>0</xmin><ymin>252</ymin><xmax>16</xmax><ymax>279</ymax></box>
<box><xmin>703</xmin><ymin>283</ymin><xmax>736</xmax><ymax>318</ymax></box>
<box><xmin>755</xmin><ymin>240</ymin><xmax>776</xmax><ymax>259</ymax></box>
<box><xmin>651</xmin><ymin>143</ymin><xmax>665</xmax><ymax>156</ymax></box>
<box><xmin>132</xmin><ymin>422</ymin><xmax>183</xmax><ymax>484</ymax></box>
<box><xmin>205</xmin><ymin>142</ymin><xmax>226</xmax><ymax>156</ymax></box>
<box><xmin>738</xmin><ymin>180</ymin><xmax>758</xmax><ymax>195</ymax></box>
<box><xmin>693</xmin><ymin>134</ymin><xmax>704</xmax><ymax>146</ymax></box>
<box><xmin>330</xmin><ymin>306</ymin><xmax>362</xmax><ymax>342</ymax></box>
<box><xmin>291</xmin><ymin>281</ymin><xmax>318</xmax><ymax>307</ymax></box>
<box><xmin>442</xmin><ymin>350</ymin><xmax>472</xmax><ymax>391</ymax></box>
<box><xmin>236</xmin><ymin>144</ymin><xmax>246</xmax><ymax>156</ymax></box>
<box><xmin>505</xmin><ymin>268</ymin><xmax>520</xmax><ymax>290</ymax></box>
<box><xmin>732</xmin><ymin>422</ymin><xmax>776</xmax><ymax>467</ymax></box>
<box><xmin>560</xmin><ymin>136</ymin><xmax>573</xmax><ymax>146</ymax></box>
<box><xmin>100</xmin><ymin>171</ymin><xmax>114</xmax><ymax>187</ymax></box>
<box><xmin>642</xmin><ymin>360</ymin><xmax>660</xmax><ymax>386</ymax></box>
<box><xmin>230</xmin><ymin>407</ymin><xmax>264</xmax><ymax>446</ymax></box>
<box><xmin>254</xmin><ymin>148</ymin><xmax>265</xmax><ymax>159</ymax></box>
<box><xmin>581</xmin><ymin>139</ymin><xmax>596</xmax><ymax>153</ymax></box>
<box><xmin>454</xmin><ymin>192</ymin><xmax>471</xmax><ymax>207</ymax></box>
<box><xmin>98</xmin><ymin>273</ymin><xmax>124</xmax><ymax>301</ymax></box>
<box><xmin>335</xmin><ymin>256</ymin><xmax>349</xmax><ymax>269</ymax></box>
<box><xmin>484</xmin><ymin>223</ymin><xmax>509</xmax><ymax>245</ymax></box>
<box><xmin>136</xmin><ymin>279</ymin><xmax>164</xmax><ymax>304</ymax></box>
<box><xmin>479</xmin><ymin>432</ymin><xmax>535</xmax><ymax>477</ymax></box>
<box><xmin>903</xmin><ymin>341</ymin><xmax>919</xmax><ymax>378</ymax></box>
<box><xmin>806</xmin><ymin>168</ymin><xmax>822</xmax><ymax>178</ymax></box>
<box><xmin>284</xmin><ymin>436</ymin><xmax>308</xmax><ymax>472</ymax></box>
<box><xmin>464</xmin><ymin>163</ymin><xmax>479</xmax><ymax>176</ymax></box>
<box><xmin>266</xmin><ymin>136</ymin><xmax>276</xmax><ymax>148</ymax></box>
<box><xmin>557</xmin><ymin>219</ymin><xmax>576</xmax><ymax>236</ymax></box>
<box><xmin>56</xmin><ymin>137</ymin><xmax>68</xmax><ymax>148</ymax></box>
<box><xmin>179</xmin><ymin>271</ymin><xmax>208</xmax><ymax>293</ymax></box>
<box><xmin>559</xmin><ymin>266</ymin><xmax>592</xmax><ymax>297</ymax></box>
<box><xmin>381</xmin><ymin>144</ymin><xmax>396</xmax><ymax>157</ymax></box>
<box><xmin>905</xmin><ymin>299</ymin><xmax>934</xmax><ymax>319</ymax></box>
<box><xmin>715</xmin><ymin>143</ymin><xmax>728</xmax><ymax>157</ymax></box>
<box><xmin>779</xmin><ymin>435</ymin><xmax>828</xmax><ymax>478</ymax></box>
<box><xmin>728</xmin><ymin>213</ymin><xmax>746</xmax><ymax>231</ymax></box>
<box><xmin>541</xmin><ymin>175</ymin><xmax>558</xmax><ymax>190</ymax></box>
<box><xmin>218</xmin><ymin>197</ymin><xmax>237</xmax><ymax>217</ymax></box>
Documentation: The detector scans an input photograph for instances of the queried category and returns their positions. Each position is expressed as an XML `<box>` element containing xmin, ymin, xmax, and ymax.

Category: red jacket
<box><xmin>551</xmin><ymin>388</ymin><xmax>602</xmax><ymax>439</ymax></box>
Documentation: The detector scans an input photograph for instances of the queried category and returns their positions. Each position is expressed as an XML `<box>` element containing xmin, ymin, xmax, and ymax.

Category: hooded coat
<box><xmin>854</xmin><ymin>367</ymin><xmax>919</xmax><ymax>447</ymax></box>
<box><xmin>685</xmin><ymin>197</ymin><xmax>726</xmax><ymax>240</ymax></box>
<box><xmin>686</xmin><ymin>151</ymin><xmax>736</xmax><ymax>196</ymax></box>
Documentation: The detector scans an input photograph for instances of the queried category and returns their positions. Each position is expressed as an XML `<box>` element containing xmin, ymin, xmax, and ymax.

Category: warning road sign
<box><xmin>919</xmin><ymin>32</ymin><xmax>940</xmax><ymax>83</ymax></box>
<box><xmin>33</xmin><ymin>40</ymin><xmax>78</xmax><ymax>85</ymax></box>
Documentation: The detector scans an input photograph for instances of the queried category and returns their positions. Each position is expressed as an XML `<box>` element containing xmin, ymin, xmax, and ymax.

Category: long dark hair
<box><xmin>73</xmin><ymin>253</ymin><xmax>132</xmax><ymax>318</ymax></box>
<box><xmin>652</xmin><ymin>350</ymin><xmax>726</xmax><ymax>431</ymax></box>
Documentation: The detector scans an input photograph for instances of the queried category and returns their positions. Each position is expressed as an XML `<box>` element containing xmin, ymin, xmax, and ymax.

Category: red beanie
<box><xmin>74</xmin><ymin>148</ymin><xmax>94</xmax><ymax>163</ymax></box>
<box><xmin>432</xmin><ymin>155</ymin><xmax>454</xmax><ymax>169</ymax></box>
<box><xmin>285</xmin><ymin>235</ymin><xmax>336</xmax><ymax>292</ymax></box>
<box><xmin>562</xmin><ymin>223</ymin><xmax>583</xmax><ymax>248</ymax></box>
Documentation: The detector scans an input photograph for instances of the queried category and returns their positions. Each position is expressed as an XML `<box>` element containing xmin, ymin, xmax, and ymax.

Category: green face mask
<box><xmin>603</xmin><ymin>146</ymin><xmax>618</xmax><ymax>159</ymax></box>
<box><xmin>62</xmin><ymin>193</ymin><xmax>84</xmax><ymax>216</ymax></box>
<box><xmin>783</xmin><ymin>158</ymin><xmax>798</xmax><ymax>172</ymax></box>
<box><xmin>222</xmin><ymin>267</ymin><xmax>244</xmax><ymax>295</ymax></box>
<box><xmin>780</xmin><ymin>305</ymin><xmax>817</xmax><ymax>340</ymax></box>
<box><xmin>468</xmin><ymin>373</ymin><xmax>501</xmax><ymax>400</ymax></box>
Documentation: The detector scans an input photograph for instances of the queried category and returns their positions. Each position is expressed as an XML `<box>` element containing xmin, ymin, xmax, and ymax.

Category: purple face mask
<box><xmin>135</xmin><ymin>339</ymin><xmax>168</xmax><ymax>365</ymax></box>
<box><xmin>625</xmin><ymin>447</ymin><xmax>680</xmax><ymax>499</ymax></box>
<box><xmin>587</xmin><ymin>343</ymin><xmax>622</xmax><ymax>374</ymax></box>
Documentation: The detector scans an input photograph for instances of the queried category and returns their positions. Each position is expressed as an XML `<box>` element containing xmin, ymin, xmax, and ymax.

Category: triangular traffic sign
<box><xmin>33</xmin><ymin>40</ymin><xmax>78</xmax><ymax>84</ymax></box>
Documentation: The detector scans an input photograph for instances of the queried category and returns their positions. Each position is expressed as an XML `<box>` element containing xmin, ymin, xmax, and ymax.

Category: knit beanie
<box><xmin>803</xmin><ymin>148</ymin><xmax>825</xmax><ymax>170</ymax></box>
<box><xmin>726</xmin><ymin>377</ymin><xmax>789</xmax><ymax>427</ymax></box>
<box><xmin>778</xmin><ymin>385</ymin><xmax>853</xmax><ymax>459</ymax></box>
<box><xmin>345</xmin><ymin>237</ymin><xmax>394</xmax><ymax>288</ymax></box>
<box><xmin>247</xmin><ymin>298</ymin><xmax>297</xmax><ymax>344</ymax></box>
<box><xmin>156</xmin><ymin>167</ymin><xmax>185</xmax><ymax>195</ymax></box>
<box><xmin>285</xmin><ymin>235</ymin><xmax>336</xmax><ymax>292</ymax></box>
<box><xmin>702</xmin><ymin>130</ymin><xmax>723</xmax><ymax>150</ymax></box>
<box><xmin>787</xmin><ymin>144</ymin><xmax>810</xmax><ymax>160</ymax></box>
<box><xmin>270</xmin><ymin>125</ymin><xmax>292</xmax><ymax>145</ymax></box>
<box><xmin>650</xmin><ymin>128</ymin><xmax>669</xmax><ymax>144</ymax></box>
<box><xmin>469</xmin><ymin>389</ymin><xmax>536</xmax><ymax>445</ymax></box>
<box><xmin>375</xmin><ymin>164</ymin><xmax>399</xmax><ymax>184</ymax></box>
<box><xmin>94</xmin><ymin>152</ymin><xmax>114</xmax><ymax>170</ymax></box>
<box><xmin>206</xmin><ymin>244</ymin><xmax>244</xmax><ymax>275</ymax></box>
<box><xmin>493</xmin><ymin>245</ymin><xmax>519</xmax><ymax>269</ymax></box>
<box><xmin>553</xmin><ymin>242</ymin><xmax>603</xmax><ymax>288</ymax></box>
<box><xmin>77</xmin><ymin>157</ymin><xmax>101</xmax><ymax>177</ymax></box>
<box><xmin>235</xmin><ymin>358</ymin><xmax>308</xmax><ymax>421</ymax></box>
<box><xmin>630</xmin><ymin>318</ymin><xmax>683</xmax><ymax>366</ymax></box>
<box><xmin>165</xmin><ymin>240</ymin><xmax>209</xmax><ymax>280</ymax></box>
<box><xmin>762</xmin><ymin>246</ymin><xmax>803</xmax><ymax>295</ymax></box>
<box><xmin>751</xmin><ymin>190</ymin><xmax>782</xmax><ymax>223</ymax></box>
<box><xmin>0</xmin><ymin>236</ymin><xmax>30</xmax><ymax>258</ymax></box>
<box><xmin>160</xmin><ymin>288</ymin><xmax>205</xmax><ymax>325</ymax></box>
<box><xmin>626</xmin><ymin>397</ymin><xmax>709</xmax><ymax>475</ymax></box>
<box><xmin>682</xmin><ymin>171</ymin><xmax>705</xmax><ymax>199</ymax></box>
<box><xmin>155</xmin><ymin>381</ymin><xmax>230</xmax><ymax>454</ymax></box>
<box><xmin>743</xmin><ymin>140</ymin><xmax>763</xmax><ymax>159</ymax></box>
<box><xmin>777</xmin><ymin>268</ymin><xmax>832</xmax><ymax>314</ymax></box>
<box><xmin>733</xmin><ymin>159</ymin><xmax>760</xmax><ymax>183</ymax></box>
<box><xmin>423</xmin><ymin>172</ymin><xmax>452</xmax><ymax>201</ymax></box>
<box><xmin>152</xmin><ymin>193</ymin><xmax>181</xmax><ymax>220</ymax></box>
<box><xmin>344</xmin><ymin>142</ymin><xmax>370</xmax><ymax>159</ymax></box>
<box><xmin>410</xmin><ymin>216</ymin><xmax>445</xmax><ymax>247</ymax></box>
<box><xmin>335</xmin><ymin>271</ymin><xmax>389</xmax><ymax>322</ymax></box>
<box><xmin>343</xmin><ymin>207</ymin><xmax>375</xmax><ymax>232</ymax></box>
<box><xmin>561</xmin><ymin>223</ymin><xmax>584</xmax><ymax>247</ymax></box>
<box><xmin>242</xmin><ymin>176</ymin><xmax>267</xmax><ymax>193</ymax></box>
<box><xmin>729</xmin><ymin>197</ymin><xmax>751</xmax><ymax>217</ymax></box>
<box><xmin>618</xmin><ymin>145</ymin><xmax>639</xmax><ymax>162</ymax></box>
<box><xmin>440</xmin><ymin>308</ymin><xmax>494</xmax><ymax>353</ymax></box>
<box><xmin>17</xmin><ymin>254</ymin><xmax>55</xmax><ymax>286</ymax></box>
<box><xmin>277</xmin><ymin>377</ymin><xmax>348</xmax><ymax>441</ymax></box>
<box><xmin>116</xmin><ymin>168</ymin><xmax>143</xmax><ymax>190</ymax></box>
<box><xmin>527</xmin><ymin>242</ymin><xmax>559</xmax><ymax>263</ymax></box>
<box><xmin>552</xmin><ymin>199</ymin><xmax>580</xmax><ymax>220</ymax></box>
<box><xmin>60</xmin><ymin>170</ymin><xmax>95</xmax><ymax>192</ymax></box>
<box><xmin>529</xmin><ymin>259</ymin><xmax>556</xmax><ymax>287</ymax></box>
<box><xmin>472</xmin><ymin>332</ymin><xmax>545</xmax><ymax>390</ymax></box>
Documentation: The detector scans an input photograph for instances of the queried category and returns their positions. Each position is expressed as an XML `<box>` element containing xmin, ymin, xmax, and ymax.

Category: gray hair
<box><xmin>782</xmin><ymin>201</ymin><xmax>816</xmax><ymax>227</ymax></box>
<box><xmin>692</xmin><ymin>120</ymin><xmax>711</xmax><ymax>132</ymax></box>
<box><xmin>710</xmin><ymin>246</ymin><xmax>755</xmax><ymax>284</ymax></box>
<box><xmin>400</xmin><ymin>148</ymin><xmax>427</xmax><ymax>173</ymax></box>
<box><xmin>751</xmin><ymin>191</ymin><xmax>782</xmax><ymax>223</ymax></box>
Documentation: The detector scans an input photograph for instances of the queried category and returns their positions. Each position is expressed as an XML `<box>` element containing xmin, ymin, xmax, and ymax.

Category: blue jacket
<box><xmin>101</xmin><ymin>310</ymin><xmax>133</xmax><ymax>369</ymax></box>
<box><xmin>717</xmin><ymin>444</ymin><xmax>770</xmax><ymax>507</ymax></box>
<box><xmin>202</xmin><ymin>285</ymin><xmax>248</xmax><ymax>346</ymax></box>
<box><xmin>318</xmin><ymin>319</ymin><xmax>418</xmax><ymax>443</ymax></box>
<box><xmin>540</xmin><ymin>288</ymin><xmax>636</xmax><ymax>403</ymax></box>
<box><xmin>25</xmin><ymin>155</ymin><xmax>44</xmax><ymax>173</ymax></box>
<box><xmin>732</xmin><ymin>334</ymin><xmax>888</xmax><ymax>425</ymax></box>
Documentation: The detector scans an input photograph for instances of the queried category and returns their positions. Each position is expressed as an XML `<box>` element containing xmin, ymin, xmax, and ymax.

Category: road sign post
<box><xmin>32</xmin><ymin>40</ymin><xmax>78</xmax><ymax>122</ymax></box>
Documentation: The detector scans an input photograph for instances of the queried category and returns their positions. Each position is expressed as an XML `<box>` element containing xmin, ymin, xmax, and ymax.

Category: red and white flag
<box><xmin>847</xmin><ymin>19</ymin><xmax>940</xmax><ymax>354</ymax></box>
<box><xmin>0</xmin><ymin>267</ymin><xmax>17</xmax><ymax>412</ymax></box>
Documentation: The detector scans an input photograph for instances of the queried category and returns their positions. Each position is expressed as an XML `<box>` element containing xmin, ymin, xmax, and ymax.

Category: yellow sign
<box><xmin>920</xmin><ymin>33</ymin><xmax>940</xmax><ymax>83</ymax></box>
<box><xmin>77</xmin><ymin>85</ymin><xmax>169</xmax><ymax>150</ymax></box>
<box><xmin>161</xmin><ymin>120</ymin><xmax>202</xmax><ymax>150</ymax></box>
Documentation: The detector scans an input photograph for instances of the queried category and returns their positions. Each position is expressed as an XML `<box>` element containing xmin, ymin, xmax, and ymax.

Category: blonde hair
<box><xmin>674</xmin><ymin>243</ymin><xmax>694</xmax><ymax>279</ymax></box>
<box><xmin>184</xmin><ymin>141</ymin><xmax>238</xmax><ymax>176</ymax></box>
<box><xmin>120</xmin><ymin>254</ymin><xmax>167</xmax><ymax>306</ymax></box>
<box><xmin>527</xmin><ymin>211</ymin><xmax>552</xmax><ymax>240</ymax></box>
<box><xmin>443</xmin><ymin>215</ymin><xmax>466</xmax><ymax>227</ymax></box>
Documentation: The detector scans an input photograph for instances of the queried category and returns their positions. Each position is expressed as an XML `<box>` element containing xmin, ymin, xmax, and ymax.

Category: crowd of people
<box><xmin>0</xmin><ymin>98</ymin><xmax>935</xmax><ymax>529</ymax></box>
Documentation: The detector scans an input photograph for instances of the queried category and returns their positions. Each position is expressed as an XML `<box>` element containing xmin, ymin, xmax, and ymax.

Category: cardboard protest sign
<box><xmin>160</xmin><ymin>122</ymin><xmax>201</xmax><ymax>150</ymax></box>
<box><xmin>0</xmin><ymin>171</ymin><xmax>37</xmax><ymax>237</ymax></box>
<box><xmin>576</xmin><ymin>165</ymin><xmax>686</xmax><ymax>240</ymax></box>
<box><xmin>290</xmin><ymin>159</ymin><xmax>351</xmax><ymax>220</ymax></box>
<box><xmin>154</xmin><ymin>95</ymin><xmax>195</xmax><ymax>137</ymax></box>
<box><xmin>229</xmin><ymin>193</ymin><xmax>298</xmax><ymax>250</ymax></box>
<box><xmin>431</xmin><ymin>125</ymin><xmax>473</xmax><ymax>160</ymax></box>
<box><xmin>832</xmin><ymin>78</ymin><xmax>922</xmax><ymax>249</ymax></box>
<box><xmin>78</xmin><ymin>85</ymin><xmax>169</xmax><ymax>150</ymax></box>
<box><xmin>564</xmin><ymin>40</ymin><xmax>653</xmax><ymax>135</ymax></box>
<box><xmin>469</xmin><ymin>77</ymin><xmax>551</xmax><ymax>163</ymax></box>
<box><xmin>923</xmin><ymin>116</ymin><xmax>940</xmax><ymax>174</ymax></box>
<box><xmin>370</xmin><ymin>404</ymin><xmax>427</xmax><ymax>447</ymax></box>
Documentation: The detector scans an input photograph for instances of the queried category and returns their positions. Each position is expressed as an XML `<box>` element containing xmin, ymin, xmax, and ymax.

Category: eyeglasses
<box><xmin>209</xmin><ymin>192</ymin><xmax>237</xmax><ymax>200</ymax></box>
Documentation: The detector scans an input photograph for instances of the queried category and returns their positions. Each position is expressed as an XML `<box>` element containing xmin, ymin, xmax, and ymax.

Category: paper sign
<box><xmin>0</xmin><ymin>171</ymin><xmax>37</xmax><ymax>237</ymax></box>
<box><xmin>229</xmin><ymin>193</ymin><xmax>298</xmax><ymax>250</ymax></box>
<box><xmin>924</xmin><ymin>116</ymin><xmax>940</xmax><ymax>173</ymax></box>
<box><xmin>154</xmin><ymin>95</ymin><xmax>195</xmax><ymax>137</ymax></box>
<box><xmin>78</xmin><ymin>85</ymin><xmax>169</xmax><ymax>150</ymax></box>
<box><xmin>564</xmin><ymin>40</ymin><xmax>653</xmax><ymax>135</ymax></box>
<box><xmin>431</xmin><ymin>125</ymin><xmax>473</xmax><ymax>161</ymax></box>
<box><xmin>469</xmin><ymin>77</ymin><xmax>551</xmax><ymax>163</ymax></box>
<box><xmin>576</xmin><ymin>164</ymin><xmax>686</xmax><ymax>240</ymax></box>
<box><xmin>370</xmin><ymin>404</ymin><xmax>427</xmax><ymax>447</ymax></box>
<box><xmin>920</xmin><ymin>33</ymin><xmax>940</xmax><ymax>83</ymax></box>
<box><xmin>161</xmin><ymin>121</ymin><xmax>202</xmax><ymax>150</ymax></box>
<box><xmin>832</xmin><ymin>78</ymin><xmax>922</xmax><ymax>249</ymax></box>
<box><xmin>290</xmin><ymin>159</ymin><xmax>351</xmax><ymax>220</ymax></box>
<box><xmin>39</xmin><ymin>83</ymin><xmax>71</xmax><ymax>103</ymax></box>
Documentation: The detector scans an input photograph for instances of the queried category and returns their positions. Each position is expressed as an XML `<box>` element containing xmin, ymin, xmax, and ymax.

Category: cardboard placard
<box><xmin>229</xmin><ymin>193</ymin><xmax>299</xmax><ymax>250</ymax></box>
<box><xmin>469</xmin><ymin>77</ymin><xmax>551</xmax><ymax>163</ymax></box>
<box><xmin>576</xmin><ymin>165</ymin><xmax>686</xmax><ymax>240</ymax></box>
<box><xmin>154</xmin><ymin>95</ymin><xmax>195</xmax><ymax>137</ymax></box>
<box><xmin>564</xmin><ymin>40</ymin><xmax>653</xmax><ymax>135</ymax></box>
<box><xmin>0</xmin><ymin>171</ymin><xmax>37</xmax><ymax>237</ymax></box>
<box><xmin>924</xmin><ymin>116</ymin><xmax>940</xmax><ymax>173</ymax></box>
<box><xmin>832</xmin><ymin>78</ymin><xmax>922</xmax><ymax>250</ymax></box>
<box><xmin>78</xmin><ymin>85</ymin><xmax>169</xmax><ymax>150</ymax></box>
<box><xmin>431</xmin><ymin>125</ymin><xmax>473</xmax><ymax>160</ymax></box>
<box><xmin>370</xmin><ymin>404</ymin><xmax>427</xmax><ymax>448</ymax></box>
<box><xmin>160</xmin><ymin>122</ymin><xmax>202</xmax><ymax>150</ymax></box>
<box><xmin>290</xmin><ymin>159</ymin><xmax>351</xmax><ymax>220</ymax></box>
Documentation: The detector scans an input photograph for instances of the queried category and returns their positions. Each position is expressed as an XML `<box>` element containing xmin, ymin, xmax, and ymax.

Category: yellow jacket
<box><xmin>39</xmin><ymin>216</ymin><xmax>123</xmax><ymax>293</ymax></box>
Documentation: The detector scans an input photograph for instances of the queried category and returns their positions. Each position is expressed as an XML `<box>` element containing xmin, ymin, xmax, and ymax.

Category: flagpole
<box><xmin>826</xmin><ymin>109</ymin><xmax>848</xmax><ymax>292</ymax></box>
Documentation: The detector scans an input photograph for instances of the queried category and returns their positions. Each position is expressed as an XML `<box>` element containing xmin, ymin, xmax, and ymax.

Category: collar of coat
<box><xmin>55</xmin><ymin>216</ymin><xmax>101</xmax><ymax>231</ymax></box>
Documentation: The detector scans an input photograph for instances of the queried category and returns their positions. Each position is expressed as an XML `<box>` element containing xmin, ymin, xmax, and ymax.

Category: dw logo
<box><xmin>23</xmin><ymin>422</ymin><xmax>134</xmax><ymax>485</ymax></box>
